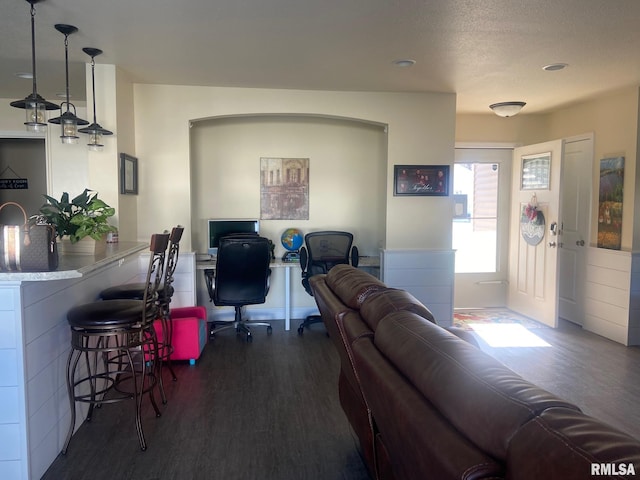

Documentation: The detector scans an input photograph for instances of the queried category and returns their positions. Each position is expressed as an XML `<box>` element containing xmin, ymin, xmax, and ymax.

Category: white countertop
<box><xmin>0</xmin><ymin>241</ymin><xmax>148</xmax><ymax>282</ymax></box>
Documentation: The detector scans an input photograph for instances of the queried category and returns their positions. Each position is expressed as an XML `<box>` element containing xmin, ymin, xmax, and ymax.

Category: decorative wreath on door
<box><xmin>520</xmin><ymin>193</ymin><xmax>545</xmax><ymax>246</ymax></box>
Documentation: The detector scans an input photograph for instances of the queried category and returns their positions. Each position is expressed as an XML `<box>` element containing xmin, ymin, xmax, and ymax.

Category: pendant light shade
<box><xmin>489</xmin><ymin>101</ymin><xmax>526</xmax><ymax>118</ymax></box>
<box><xmin>78</xmin><ymin>48</ymin><xmax>113</xmax><ymax>151</ymax></box>
<box><xmin>10</xmin><ymin>0</ymin><xmax>60</xmax><ymax>132</ymax></box>
<box><xmin>48</xmin><ymin>24</ymin><xmax>89</xmax><ymax>144</ymax></box>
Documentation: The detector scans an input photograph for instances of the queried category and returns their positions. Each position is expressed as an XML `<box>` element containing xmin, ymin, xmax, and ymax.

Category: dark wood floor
<box><xmin>43</xmin><ymin>324</ymin><xmax>370</xmax><ymax>480</ymax></box>
<box><xmin>472</xmin><ymin>319</ymin><xmax>640</xmax><ymax>440</ymax></box>
<box><xmin>42</xmin><ymin>317</ymin><xmax>640</xmax><ymax>479</ymax></box>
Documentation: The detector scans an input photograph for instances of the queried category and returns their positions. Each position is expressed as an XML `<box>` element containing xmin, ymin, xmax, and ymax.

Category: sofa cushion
<box><xmin>359</xmin><ymin>287</ymin><xmax>436</xmax><ymax>330</ymax></box>
<box><xmin>374</xmin><ymin>311</ymin><xmax>581</xmax><ymax>461</ymax></box>
<box><xmin>324</xmin><ymin>264</ymin><xmax>386</xmax><ymax>309</ymax></box>
<box><xmin>506</xmin><ymin>407</ymin><xmax>640</xmax><ymax>480</ymax></box>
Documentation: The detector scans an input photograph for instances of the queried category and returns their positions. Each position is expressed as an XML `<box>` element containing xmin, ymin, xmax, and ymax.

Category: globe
<box><xmin>281</xmin><ymin>228</ymin><xmax>303</xmax><ymax>252</ymax></box>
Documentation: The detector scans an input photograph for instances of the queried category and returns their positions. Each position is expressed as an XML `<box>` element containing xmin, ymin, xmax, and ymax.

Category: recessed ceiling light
<box><xmin>15</xmin><ymin>72</ymin><xmax>33</xmax><ymax>79</ymax></box>
<box><xmin>393</xmin><ymin>59</ymin><xmax>416</xmax><ymax>68</ymax></box>
<box><xmin>543</xmin><ymin>63</ymin><xmax>568</xmax><ymax>71</ymax></box>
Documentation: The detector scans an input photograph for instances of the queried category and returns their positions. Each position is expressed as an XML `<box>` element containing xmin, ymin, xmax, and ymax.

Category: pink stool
<box><xmin>154</xmin><ymin>306</ymin><xmax>207</xmax><ymax>365</ymax></box>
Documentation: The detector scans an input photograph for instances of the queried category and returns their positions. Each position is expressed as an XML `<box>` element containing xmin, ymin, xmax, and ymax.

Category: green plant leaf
<box><xmin>39</xmin><ymin>189</ymin><xmax>115</xmax><ymax>242</ymax></box>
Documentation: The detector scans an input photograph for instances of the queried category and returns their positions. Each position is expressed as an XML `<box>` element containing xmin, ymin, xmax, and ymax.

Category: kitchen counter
<box><xmin>0</xmin><ymin>242</ymin><xmax>148</xmax><ymax>480</ymax></box>
<box><xmin>0</xmin><ymin>241</ymin><xmax>147</xmax><ymax>281</ymax></box>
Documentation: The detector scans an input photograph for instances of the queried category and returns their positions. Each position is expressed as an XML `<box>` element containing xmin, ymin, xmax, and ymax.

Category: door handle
<box><xmin>576</xmin><ymin>240</ymin><xmax>585</xmax><ymax>246</ymax></box>
<box><xmin>548</xmin><ymin>241</ymin><xmax>557</xmax><ymax>248</ymax></box>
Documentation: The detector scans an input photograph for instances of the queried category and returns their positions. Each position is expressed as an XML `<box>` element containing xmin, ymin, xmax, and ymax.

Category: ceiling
<box><xmin>2</xmin><ymin>0</ymin><xmax>640</xmax><ymax>115</ymax></box>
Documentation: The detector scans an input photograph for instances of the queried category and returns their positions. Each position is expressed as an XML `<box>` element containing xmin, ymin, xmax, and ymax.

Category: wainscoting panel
<box><xmin>381</xmin><ymin>249</ymin><xmax>455</xmax><ymax>326</ymax></box>
<box><xmin>138</xmin><ymin>251</ymin><xmax>196</xmax><ymax>308</ymax></box>
<box><xmin>584</xmin><ymin>247</ymin><xmax>638</xmax><ymax>346</ymax></box>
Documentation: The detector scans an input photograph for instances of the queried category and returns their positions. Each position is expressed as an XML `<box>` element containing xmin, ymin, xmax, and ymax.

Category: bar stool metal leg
<box><xmin>62</xmin><ymin>233</ymin><xmax>170</xmax><ymax>454</ymax></box>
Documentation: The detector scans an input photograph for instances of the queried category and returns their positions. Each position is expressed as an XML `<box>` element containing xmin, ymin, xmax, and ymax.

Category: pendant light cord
<box><xmin>90</xmin><ymin>56</ymin><xmax>97</xmax><ymax>124</ymax></box>
<box><xmin>30</xmin><ymin>2</ymin><xmax>37</xmax><ymax>97</ymax></box>
<box><xmin>63</xmin><ymin>33</ymin><xmax>70</xmax><ymax>113</ymax></box>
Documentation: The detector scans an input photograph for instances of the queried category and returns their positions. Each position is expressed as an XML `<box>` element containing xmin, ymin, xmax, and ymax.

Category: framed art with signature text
<box><xmin>393</xmin><ymin>165</ymin><xmax>449</xmax><ymax>196</ymax></box>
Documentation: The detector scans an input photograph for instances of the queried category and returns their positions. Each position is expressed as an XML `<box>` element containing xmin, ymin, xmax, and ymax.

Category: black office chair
<box><xmin>205</xmin><ymin>234</ymin><xmax>272</xmax><ymax>342</ymax></box>
<box><xmin>298</xmin><ymin>231</ymin><xmax>359</xmax><ymax>334</ymax></box>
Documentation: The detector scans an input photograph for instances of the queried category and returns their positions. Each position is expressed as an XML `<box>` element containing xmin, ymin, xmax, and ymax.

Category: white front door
<box><xmin>508</xmin><ymin>140</ymin><xmax>563</xmax><ymax>327</ymax></box>
<box><xmin>558</xmin><ymin>135</ymin><xmax>593</xmax><ymax>325</ymax></box>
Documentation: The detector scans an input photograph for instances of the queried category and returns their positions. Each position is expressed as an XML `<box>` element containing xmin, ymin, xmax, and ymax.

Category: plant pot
<box><xmin>57</xmin><ymin>236</ymin><xmax>107</xmax><ymax>256</ymax></box>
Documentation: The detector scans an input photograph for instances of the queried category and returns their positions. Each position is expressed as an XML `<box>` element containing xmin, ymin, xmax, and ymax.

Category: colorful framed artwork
<box><xmin>597</xmin><ymin>156</ymin><xmax>624</xmax><ymax>250</ymax></box>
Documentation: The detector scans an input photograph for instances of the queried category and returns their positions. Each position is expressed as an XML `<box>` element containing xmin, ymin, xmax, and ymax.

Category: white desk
<box><xmin>196</xmin><ymin>256</ymin><xmax>380</xmax><ymax>331</ymax></box>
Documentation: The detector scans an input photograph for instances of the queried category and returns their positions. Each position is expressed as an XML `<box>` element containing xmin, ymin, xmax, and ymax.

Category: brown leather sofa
<box><xmin>310</xmin><ymin>264</ymin><xmax>640</xmax><ymax>480</ymax></box>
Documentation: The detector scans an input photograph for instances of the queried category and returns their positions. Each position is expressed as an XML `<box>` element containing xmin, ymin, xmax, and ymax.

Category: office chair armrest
<box><xmin>204</xmin><ymin>268</ymin><xmax>215</xmax><ymax>302</ymax></box>
<box><xmin>266</xmin><ymin>267</ymin><xmax>272</xmax><ymax>295</ymax></box>
<box><xmin>299</xmin><ymin>246</ymin><xmax>308</xmax><ymax>274</ymax></box>
<box><xmin>351</xmin><ymin>245</ymin><xmax>359</xmax><ymax>268</ymax></box>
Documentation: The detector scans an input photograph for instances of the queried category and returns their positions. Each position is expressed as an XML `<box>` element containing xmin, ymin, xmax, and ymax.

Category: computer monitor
<box><xmin>207</xmin><ymin>219</ymin><xmax>260</xmax><ymax>255</ymax></box>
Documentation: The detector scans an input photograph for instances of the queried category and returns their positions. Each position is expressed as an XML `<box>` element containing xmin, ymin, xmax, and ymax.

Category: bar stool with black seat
<box><xmin>62</xmin><ymin>232</ymin><xmax>169</xmax><ymax>454</ymax></box>
<box><xmin>99</xmin><ymin>226</ymin><xmax>184</xmax><ymax>402</ymax></box>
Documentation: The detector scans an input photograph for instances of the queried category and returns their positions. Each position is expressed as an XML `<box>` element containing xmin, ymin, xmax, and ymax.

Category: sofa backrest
<box><xmin>359</xmin><ymin>287</ymin><xmax>436</xmax><ymax>330</ymax></box>
<box><xmin>372</xmin><ymin>311</ymin><xmax>581</xmax><ymax>461</ymax></box>
<box><xmin>324</xmin><ymin>264</ymin><xmax>386</xmax><ymax>309</ymax></box>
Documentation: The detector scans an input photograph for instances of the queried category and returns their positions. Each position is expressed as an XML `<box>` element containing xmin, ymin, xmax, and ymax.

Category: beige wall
<box><xmin>456</xmin><ymin>113</ymin><xmax>550</xmax><ymax>146</ymax></box>
<box><xmin>0</xmin><ymin>101</ymin><xmax>32</xmax><ymax>131</ymax></box>
<box><xmin>546</xmin><ymin>87</ymin><xmax>639</xmax><ymax>250</ymax></box>
<box><xmin>133</xmin><ymin>85</ymin><xmax>456</xmax><ymax>251</ymax></box>
<box><xmin>5</xmin><ymin>70</ymin><xmax>639</xmax><ymax>256</ymax></box>
<box><xmin>86</xmin><ymin>64</ymin><xmax>120</xmax><ymax>236</ymax></box>
<box><xmin>190</xmin><ymin>115</ymin><xmax>387</xmax><ymax>257</ymax></box>
<box><xmin>114</xmin><ymin>66</ymin><xmax>138</xmax><ymax>241</ymax></box>
<box><xmin>456</xmin><ymin>86</ymin><xmax>640</xmax><ymax>251</ymax></box>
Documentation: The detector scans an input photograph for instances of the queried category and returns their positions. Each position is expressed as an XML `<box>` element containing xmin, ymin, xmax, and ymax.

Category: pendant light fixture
<box><xmin>10</xmin><ymin>0</ymin><xmax>60</xmax><ymax>132</ymax></box>
<box><xmin>48</xmin><ymin>24</ymin><xmax>89</xmax><ymax>144</ymax></box>
<box><xmin>78</xmin><ymin>48</ymin><xmax>113</xmax><ymax>151</ymax></box>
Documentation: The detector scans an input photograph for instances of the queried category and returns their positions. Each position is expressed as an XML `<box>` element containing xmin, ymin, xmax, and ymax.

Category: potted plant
<box><xmin>39</xmin><ymin>189</ymin><xmax>117</xmax><ymax>253</ymax></box>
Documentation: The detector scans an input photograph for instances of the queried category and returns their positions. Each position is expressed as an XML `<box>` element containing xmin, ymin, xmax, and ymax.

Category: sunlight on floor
<box><xmin>469</xmin><ymin>323</ymin><xmax>552</xmax><ymax>348</ymax></box>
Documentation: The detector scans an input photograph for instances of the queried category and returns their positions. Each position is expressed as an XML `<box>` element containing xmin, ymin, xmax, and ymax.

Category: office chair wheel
<box><xmin>246</xmin><ymin>332</ymin><xmax>253</xmax><ymax>343</ymax></box>
<box><xmin>267</xmin><ymin>326</ymin><xmax>273</xmax><ymax>335</ymax></box>
<box><xmin>297</xmin><ymin>325</ymin><xmax>304</xmax><ymax>335</ymax></box>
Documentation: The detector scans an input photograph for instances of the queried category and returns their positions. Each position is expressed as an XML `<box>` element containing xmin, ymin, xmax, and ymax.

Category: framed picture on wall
<box><xmin>120</xmin><ymin>153</ymin><xmax>138</xmax><ymax>195</ymax></box>
<box><xmin>260</xmin><ymin>157</ymin><xmax>309</xmax><ymax>219</ymax></box>
<box><xmin>393</xmin><ymin>165</ymin><xmax>449</xmax><ymax>196</ymax></box>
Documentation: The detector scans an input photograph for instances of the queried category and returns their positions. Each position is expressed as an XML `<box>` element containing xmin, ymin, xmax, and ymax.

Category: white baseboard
<box><xmin>205</xmin><ymin>306</ymin><xmax>319</xmax><ymax>323</ymax></box>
